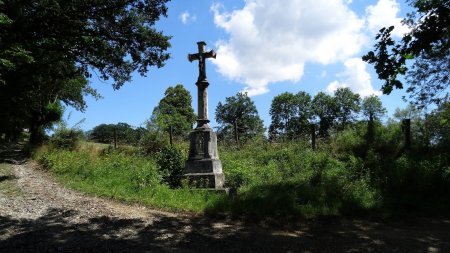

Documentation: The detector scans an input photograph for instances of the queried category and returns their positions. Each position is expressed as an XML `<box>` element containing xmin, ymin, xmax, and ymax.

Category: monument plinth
<box><xmin>184</xmin><ymin>42</ymin><xmax>224</xmax><ymax>189</ymax></box>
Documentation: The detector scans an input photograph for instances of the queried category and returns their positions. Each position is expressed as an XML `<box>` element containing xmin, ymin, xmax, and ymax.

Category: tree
<box><xmin>333</xmin><ymin>88</ymin><xmax>361</xmax><ymax>130</ymax></box>
<box><xmin>362</xmin><ymin>95</ymin><xmax>386</xmax><ymax>123</ymax></box>
<box><xmin>89</xmin><ymin>123</ymin><xmax>145</xmax><ymax>145</ymax></box>
<box><xmin>361</xmin><ymin>95</ymin><xmax>386</xmax><ymax>143</ymax></box>
<box><xmin>0</xmin><ymin>0</ymin><xmax>171</xmax><ymax>144</ymax></box>
<box><xmin>268</xmin><ymin>91</ymin><xmax>312</xmax><ymax>139</ymax></box>
<box><xmin>269</xmin><ymin>92</ymin><xmax>298</xmax><ymax>139</ymax></box>
<box><xmin>152</xmin><ymin>84</ymin><xmax>196</xmax><ymax>143</ymax></box>
<box><xmin>215</xmin><ymin>92</ymin><xmax>264</xmax><ymax>143</ymax></box>
<box><xmin>426</xmin><ymin>101</ymin><xmax>450</xmax><ymax>147</ymax></box>
<box><xmin>363</xmin><ymin>0</ymin><xmax>449</xmax><ymax>107</ymax></box>
<box><xmin>311</xmin><ymin>92</ymin><xmax>337</xmax><ymax>138</ymax></box>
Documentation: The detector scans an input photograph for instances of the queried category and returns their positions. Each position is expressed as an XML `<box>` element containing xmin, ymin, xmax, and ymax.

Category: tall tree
<box><xmin>215</xmin><ymin>92</ymin><xmax>264</xmax><ymax>142</ymax></box>
<box><xmin>311</xmin><ymin>92</ymin><xmax>337</xmax><ymax>138</ymax></box>
<box><xmin>269</xmin><ymin>92</ymin><xmax>299</xmax><ymax>139</ymax></box>
<box><xmin>152</xmin><ymin>84</ymin><xmax>196</xmax><ymax>142</ymax></box>
<box><xmin>362</xmin><ymin>95</ymin><xmax>386</xmax><ymax>123</ymax></box>
<box><xmin>333</xmin><ymin>87</ymin><xmax>361</xmax><ymax>130</ymax></box>
<box><xmin>361</xmin><ymin>95</ymin><xmax>386</xmax><ymax>143</ymax></box>
<box><xmin>426</xmin><ymin>101</ymin><xmax>450</xmax><ymax>147</ymax></box>
<box><xmin>363</xmin><ymin>0</ymin><xmax>449</xmax><ymax>107</ymax></box>
<box><xmin>268</xmin><ymin>91</ymin><xmax>312</xmax><ymax>139</ymax></box>
<box><xmin>0</xmin><ymin>0</ymin><xmax>171</xmax><ymax>143</ymax></box>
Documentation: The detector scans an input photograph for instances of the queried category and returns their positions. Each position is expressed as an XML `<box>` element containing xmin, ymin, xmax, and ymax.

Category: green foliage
<box><xmin>363</xmin><ymin>0</ymin><xmax>449</xmax><ymax>106</ymax></box>
<box><xmin>50</xmin><ymin>128</ymin><xmax>83</xmax><ymax>150</ymax></box>
<box><xmin>0</xmin><ymin>0</ymin><xmax>171</xmax><ymax>145</ymax></box>
<box><xmin>269</xmin><ymin>91</ymin><xmax>312</xmax><ymax>140</ymax></box>
<box><xmin>138</xmin><ymin>128</ymin><xmax>167</xmax><ymax>155</ymax></box>
<box><xmin>362</xmin><ymin>95</ymin><xmax>386</xmax><ymax>122</ymax></box>
<box><xmin>32</xmin><ymin>102</ymin><xmax>450</xmax><ymax>219</ymax></box>
<box><xmin>215</xmin><ymin>92</ymin><xmax>264</xmax><ymax>142</ymax></box>
<box><xmin>213</xmin><ymin>141</ymin><xmax>382</xmax><ymax>219</ymax></box>
<box><xmin>151</xmin><ymin>84</ymin><xmax>196</xmax><ymax>140</ymax></box>
<box><xmin>311</xmin><ymin>92</ymin><xmax>337</xmax><ymax>138</ymax></box>
<box><xmin>34</xmin><ymin>145</ymin><xmax>223</xmax><ymax>212</ymax></box>
<box><xmin>155</xmin><ymin>146</ymin><xmax>185</xmax><ymax>188</ymax></box>
<box><xmin>89</xmin><ymin>123</ymin><xmax>145</xmax><ymax>145</ymax></box>
<box><xmin>333</xmin><ymin>87</ymin><xmax>361</xmax><ymax>130</ymax></box>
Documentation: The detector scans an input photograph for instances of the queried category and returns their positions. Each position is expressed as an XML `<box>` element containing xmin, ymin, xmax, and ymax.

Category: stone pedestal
<box><xmin>184</xmin><ymin>126</ymin><xmax>224</xmax><ymax>189</ymax></box>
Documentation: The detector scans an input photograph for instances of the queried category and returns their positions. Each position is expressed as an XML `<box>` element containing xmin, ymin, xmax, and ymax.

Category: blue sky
<box><xmin>65</xmin><ymin>0</ymin><xmax>413</xmax><ymax>131</ymax></box>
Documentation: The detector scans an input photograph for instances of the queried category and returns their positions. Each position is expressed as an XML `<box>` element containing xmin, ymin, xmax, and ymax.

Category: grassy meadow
<box><xmin>32</xmin><ymin>125</ymin><xmax>450</xmax><ymax>220</ymax></box>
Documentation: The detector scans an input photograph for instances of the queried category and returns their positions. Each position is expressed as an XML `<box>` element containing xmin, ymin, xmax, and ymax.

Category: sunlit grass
<box><xmin>0</xmin><ymin>163</ymin><xmax>22</xmax><ymax>197</ymax></box>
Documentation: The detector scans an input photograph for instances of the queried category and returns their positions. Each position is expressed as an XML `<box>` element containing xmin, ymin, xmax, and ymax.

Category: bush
<box><xmin>50</xmin><ymin>128</ymin><xmax>83</xmax><ymax>150</ymax></box>
<box><xmin>139</xmin><ymin>130</ymin><xmax>166</xmax><ymax>155</ymax></box>
<box><xmin>155</xmin><ymin>146</ymin><xmax>184</xmax><ymax>188</ymax></box>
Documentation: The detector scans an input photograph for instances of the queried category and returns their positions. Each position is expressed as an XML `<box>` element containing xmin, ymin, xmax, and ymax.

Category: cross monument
<box><xmin>184</xmin><ymin>41</ymin><xmax>224</xmax><ymax>189</ymax></box>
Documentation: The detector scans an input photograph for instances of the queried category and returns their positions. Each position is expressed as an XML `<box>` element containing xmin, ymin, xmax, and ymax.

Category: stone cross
<box><xmin>188</xmin><ymin>41</ymin><xmax>216</xmax><ymax>82</ymax></box>
<box><xmin>188</xmin><ymin>41</ymin><xmax>216</xmax><ymax>128</ymax></box>
<box><xmin>184</xmin><ymin>41</ymin><xmax>224</xmax><ymax>190</ymax></box>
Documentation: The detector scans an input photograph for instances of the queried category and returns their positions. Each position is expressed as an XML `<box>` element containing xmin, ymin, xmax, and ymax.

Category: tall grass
<box><xmin>33</xmin><ymin>124</ymin><xmax>450</xmax><ymax>220</ymax></box>
<box><xmin>34</xmin><ymin>145</ymin><xmax>224</xmax><ymax>213</ymax></box>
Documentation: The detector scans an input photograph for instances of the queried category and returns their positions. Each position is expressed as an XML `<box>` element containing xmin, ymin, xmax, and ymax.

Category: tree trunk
<box><xmin>310</xmin><ymin>124</ymin><xmax>316</xmax><ymax>150</ymax></box>
<box><xmin>403</xmin><ymin>118</ymin><xmax>411</xmax><ymax>149</ymax></box>
<box><xmin>366</xmin><ymin>114</ymin><xmax>374</xmax><ymax>145</ymax></box>
<box><xmin>234</xmin><ymin>121</ymin><xmax>239</xmax><ymax>145</ymax></box>
<box><xmin>29</xmin><ymin>113</ymin><xmax>43</xmax><ymax>145</ymax></box>
<box><xmin>169</xmin><ymin>125</ymin><xmax>173</xmax><ymax>147</ymax></box>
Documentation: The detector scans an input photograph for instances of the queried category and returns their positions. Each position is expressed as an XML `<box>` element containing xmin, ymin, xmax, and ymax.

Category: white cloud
<box><xmin>326</xmin><ymin>58</ymin><xmax>382</xmax><ymax>97</ymax></box>
<box><xmin>211</xmin><ymin>0</ymin><xmax>367</xmax><ymax>96</ymax></box>
<box><xmin>365</xmin><ymin>0</ymin><xmax>409</xmax><ymax>37</ymax></box>
<box><xmin>179</xmin><ymin>11</ymin><xmax>196</xmax><ymax>24</ymax></box>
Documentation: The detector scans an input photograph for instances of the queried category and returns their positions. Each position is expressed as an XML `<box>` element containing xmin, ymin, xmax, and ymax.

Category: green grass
<box><xmin>33</xmin><ymin>141</ymin><xmax>382</xmax><ymax>219</ymax></box>
<box><xmin>34</xmin><ymin>146</ymin><xmax>225</xmax><ymax>213</ymax></box>
<box><xmin>33</xmin><ymin>136</ymin><xmax>450</xmax><ymax>220</ymax></box>
<box><xmin>0</xmin><ymin>163</ymin><xmax>22</xmax><ymax>197</ymax></box>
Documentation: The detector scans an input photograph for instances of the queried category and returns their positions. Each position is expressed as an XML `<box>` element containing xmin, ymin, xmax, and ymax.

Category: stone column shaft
<box><xmin>196</xmin><ymin>81</ymin><xmax>210</xmax><ymax>128</ymax></box>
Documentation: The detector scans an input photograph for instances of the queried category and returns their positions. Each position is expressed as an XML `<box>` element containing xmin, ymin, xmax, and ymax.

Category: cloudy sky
<box><xmin>66</xmin><ymin>0</ymin><xmax>413</xmax><ymax>130</ymax></box>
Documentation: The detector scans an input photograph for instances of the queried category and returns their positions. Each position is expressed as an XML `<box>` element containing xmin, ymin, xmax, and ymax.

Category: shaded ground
<box><xmin>0</xmin><ymin>147</ymin><xmax>449</xmax><ymax>252</ymax></box>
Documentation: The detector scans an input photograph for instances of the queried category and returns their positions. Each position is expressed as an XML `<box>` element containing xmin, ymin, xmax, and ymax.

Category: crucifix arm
<box><xmin>188</xmin><ymin>53</ymin><xmax>200</xmax><ymax>62</ymax></box>
<box><xmin>204</xmin><ymin>50</ymin><xmax>216</xmax><ymax>59</ymax></box>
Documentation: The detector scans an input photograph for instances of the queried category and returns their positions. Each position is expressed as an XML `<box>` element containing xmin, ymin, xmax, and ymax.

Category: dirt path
<box><xmin>1</xmin><ymin>158</ymin><xmax>450</xmax><ymax>252</ymax></box>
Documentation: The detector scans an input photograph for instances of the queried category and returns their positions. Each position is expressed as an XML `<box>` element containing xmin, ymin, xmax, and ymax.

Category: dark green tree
<box><xmin>361</xmin><ymin>95</ymin><xmax>386</xmax><ymax>143</ymax></box>
<box><xmin>89</xmin><ymin>123</ymin><xmax>145</xmax><ymax>145</ymax></box>
<box><xmin>363</xmin><ymin>0</ymin><xmax>449</xmax><ymax>107</ymax></box>
<box><xmin>152</xmin><ymin>84</ymin><xmax>196</xmax><ymax>143</ymax></box>
<box><xmin>311</xmin><ymin>92</ymin><xmax>337</xmax><ymax>138</ymax></box>
<box><xmin>426</xmin><ymin>101</ymin><xmax>450</xmax><ymax>147</ymax></box>
<box><xmin>0</xmin><ymin>0</ymin><xmax>171</xmax><ymax>144</ymax></box>
<box><xmin>90</xmin><ymin>124</ymin><xmax>115</xmax><ymax>144</ymax></box>
<box><xmin>333</xmin><ymin>87</ymin><xmax>361</xmax><ymax>130</ymax></box>
<box><xmin>215</xmin><ymin>92</ymin><xmax>264</xmax><ymax>142</ymax></box>
<box><xmin>268</xmin><ymin>91</ymin><xmax>312</xmax><ymax>139</ymax></box>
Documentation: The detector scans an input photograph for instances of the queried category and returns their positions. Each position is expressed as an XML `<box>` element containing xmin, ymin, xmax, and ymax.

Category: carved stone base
<box><xmin>184</xmin><ymin>127</ymin><xmax>224</xmax><ymax>189</ymax></box>
<box><xmin>183</xmin><ymin>171</ymin><xmax>224</xmax><ymax>189</ymax></box>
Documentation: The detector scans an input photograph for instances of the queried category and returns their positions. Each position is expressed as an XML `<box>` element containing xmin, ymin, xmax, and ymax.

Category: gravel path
<box><xmin>1</xmin><ymin>158</ymin><xmax>450</xmax><ymax>252</ymax></box>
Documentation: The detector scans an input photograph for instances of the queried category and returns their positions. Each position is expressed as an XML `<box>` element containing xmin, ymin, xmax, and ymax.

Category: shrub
<box><xmin>155</xmin><ymin>146</ymin><xmax>184</xmax><ymax>188</ymax></box>
<box><xmin>139</xmin><ymin>130</ymin><xmax>167</xmax><ymax>155</ymax></box>
<box><xmin>50</xmin><ymin>128</ymin><xmax>83</xmax><ymax>150</ymax></box>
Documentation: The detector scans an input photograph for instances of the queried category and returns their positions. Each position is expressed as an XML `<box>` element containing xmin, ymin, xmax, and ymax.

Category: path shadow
<box><xmin>0</xmin><ymin>143</ymin><xmax>27</xmax><ymax>165</ymax></box>
<box><xmin>0</xmin><ymin>175</ymin><xmax>16</xmax><ymax>183</ymax></box>
<box><xmin>1</xmin><ymin>208</ymin><xmax>449</xmax><ymax>252</ymax></box>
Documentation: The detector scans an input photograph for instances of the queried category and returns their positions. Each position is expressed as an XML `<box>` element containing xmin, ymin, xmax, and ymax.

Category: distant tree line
<box><xmin>267</xmin><ymin>88</ymin><xmax>385</xmax><ymax>141</ymax></box>
<box><xmin>88</xmin><ymin>123</ymin><xmax>146</xmax><ymax>146</ymax></box>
